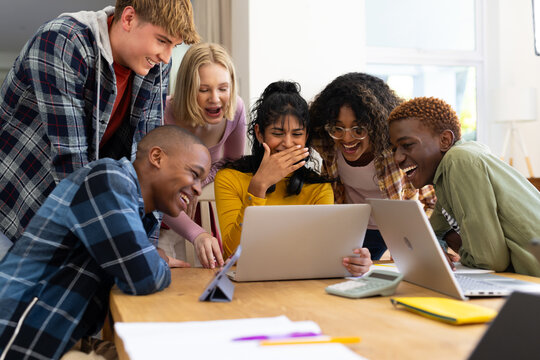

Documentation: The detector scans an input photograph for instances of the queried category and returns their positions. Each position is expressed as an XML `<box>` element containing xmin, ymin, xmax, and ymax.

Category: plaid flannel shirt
<box><xmin>0</xmin><ymin>158</ymin><xmax>170</xmax><ymax>360</ymax></box>
<box><xmin>0</xmin><ymin>12</ymin><xmax>169</xmax><ymax>243</ymax></box>
<box><xmin>312</xmin><ymin>138</ymin><xmax>436</xmax><ymax>216</ymax></box>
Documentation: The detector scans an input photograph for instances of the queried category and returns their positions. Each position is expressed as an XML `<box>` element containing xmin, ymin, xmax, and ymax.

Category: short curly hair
<box><xmin>309</xmin><ymin>72</ymin><xmax>402</xmax><ymax>158</ymax></box>
<box><xmin>387</xmin><ymin>97</ymin><xmax>461</xmax><ymax>141</ymax></box>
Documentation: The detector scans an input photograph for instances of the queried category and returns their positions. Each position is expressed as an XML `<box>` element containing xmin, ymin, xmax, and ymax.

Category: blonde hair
<box><xmin>114</xmin><ymin>0</ymin><xmax>200</xmax><ymax>44</ymax></box>
<box><xmin>171</xmin><ymin>43</ymin><xmax>237</xmax><ymax>127</ymax></box>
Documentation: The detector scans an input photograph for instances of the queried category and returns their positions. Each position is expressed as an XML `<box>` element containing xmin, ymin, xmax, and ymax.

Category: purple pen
<box><xmin>232</xmin><ymin>331</ymin><xmax>320</xmax><ymax>341</ymax></box>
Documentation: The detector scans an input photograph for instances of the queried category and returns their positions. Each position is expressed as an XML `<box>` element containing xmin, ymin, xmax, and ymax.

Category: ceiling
<box><xmin>0</xmin><ymin>0</ymin><xmax>113</xmax><ymax>53</ymax></box>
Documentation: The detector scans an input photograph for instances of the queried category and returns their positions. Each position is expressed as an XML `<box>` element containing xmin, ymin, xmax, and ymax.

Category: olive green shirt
<box><xmin>430</xmin><ymin>140</ymin><xmax>540</xmax><ymax>276</ymax></box>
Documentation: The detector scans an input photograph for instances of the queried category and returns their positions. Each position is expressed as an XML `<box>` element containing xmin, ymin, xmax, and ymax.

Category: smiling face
<box><xmin>389</xmin><ymin>117</ymin><xmax>446</xmax><ymax>189</ymax></box>
<box><xmin>255</xmin><ymin>115</ymin><xmax>307</xmax><ymax>155</ymax></box>
<box><xmin>115</xmin><ymin>8</ymin><xmax>183</xmax><ymax>76</ymax></box>
<box><xmin>332</xmin><ymin>105</ymin><xmax>372</xmax><ymax>163</ymax></box>
<box><xmin>196</xmin><ymin>63</ymin><xmax>232</xmax><ymax>125</ymax></box>
<box><xmin>152</xmin><ymin>143</ymin><xmax>210</xmax><ymax>217</ymax></box>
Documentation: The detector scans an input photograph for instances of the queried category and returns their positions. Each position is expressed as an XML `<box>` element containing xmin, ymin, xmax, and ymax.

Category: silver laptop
<box><xmin>228</xmin><ymin>204</ymin><xmax>370</xmax><ymax>282</ymax></box>
<box><xmin>368</xmin><ymin>199</ymin><xmax>540</xmax><ymax>300</ymax></box>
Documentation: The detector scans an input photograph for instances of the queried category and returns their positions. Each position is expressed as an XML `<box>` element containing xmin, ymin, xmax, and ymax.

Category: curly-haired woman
<box><xmin>309</xmin><ymin>72</ymin><xmax>436</xmax><ymax>260</ymax></box>
<box><xmin>215</xmin><ymin>80</ymin><xmax>374</xmax><ymax>276</ymax></box>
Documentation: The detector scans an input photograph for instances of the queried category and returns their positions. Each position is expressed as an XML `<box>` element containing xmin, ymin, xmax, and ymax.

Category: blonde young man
<box><xmin>0</xmin><ymin>0</ymin><xmax>199</xmax><ymax>256</ymax></box>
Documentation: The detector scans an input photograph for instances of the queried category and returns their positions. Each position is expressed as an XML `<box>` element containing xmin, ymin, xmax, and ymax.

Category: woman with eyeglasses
<box><xmin>309</xmin><ymin>72</ymin><xmax>436</xmax><ymax>261</ymax></box>
<box><xmin>214</xmin><ymin>80</ymin><xmax>373</xmax><ymax>276</ymax></box>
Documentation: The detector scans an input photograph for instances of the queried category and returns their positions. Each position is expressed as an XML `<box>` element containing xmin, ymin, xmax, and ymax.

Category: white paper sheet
<box><xmin>115</xmin><ymin>316</ymin><xmax>367</xmax><ymax>360</ymax></box>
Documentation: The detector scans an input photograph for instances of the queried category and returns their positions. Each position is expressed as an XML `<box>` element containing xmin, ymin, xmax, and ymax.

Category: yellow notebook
<box><xmin>390</xmin><ymin>297</ymin><xmax>497</xmax><ymax>325</ymax></box>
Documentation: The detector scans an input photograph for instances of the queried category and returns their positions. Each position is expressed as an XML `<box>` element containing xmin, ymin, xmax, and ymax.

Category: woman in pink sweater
<box><xmin>159</xmin><ymin>43</ymin><xmax>246</xmax><ymax>269</ymax></box>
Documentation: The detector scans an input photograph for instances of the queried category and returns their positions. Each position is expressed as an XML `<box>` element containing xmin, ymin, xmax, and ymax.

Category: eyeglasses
<box><xmin>324</xmin><ymin>124</ymin><xmax>368</xmax><ymax>140</ymax></box>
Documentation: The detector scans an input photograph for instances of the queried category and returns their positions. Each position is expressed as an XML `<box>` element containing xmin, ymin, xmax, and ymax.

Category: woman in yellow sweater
<box><xmin>215</xmin><ymin>81</ymin><xmax>373</xmax><ymax>276</ymax></box>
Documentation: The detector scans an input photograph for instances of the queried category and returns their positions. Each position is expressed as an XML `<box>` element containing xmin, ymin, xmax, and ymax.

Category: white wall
<box><xmin>232</xmin><ymin>0</ymin><xmax>366</xmax><ymax>108</ymax></box>
<box><xmin>486</xmin><ymin>0</ymin><xmax>540</xmax><ymax>177</ymax></box>
<box><xmin>169</xmin><ymin>44</ymin><xmax>190</xmax><ymax>94</ymax></box>
<box><xmin>231</xmin><ymin>0</ymin><xmax>250</xmax><ymax>105</ymax></box>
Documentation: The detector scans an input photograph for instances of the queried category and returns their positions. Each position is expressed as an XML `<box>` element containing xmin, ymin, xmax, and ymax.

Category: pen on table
<box><xmin>232</xmin><ymin>331</ymin><xmax>320</xmax><ymax>341</ymax></box>
<box><xmin>260</xmin><ymin>336</ymin><xmax>361</xmax><ymax>346</ymax></box>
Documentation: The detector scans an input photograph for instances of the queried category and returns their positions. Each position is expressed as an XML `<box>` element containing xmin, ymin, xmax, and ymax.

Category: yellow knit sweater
<box><xmin>215</xmin><ymin>168</ymin><xmax>334</xmax><ymax>258</ymax></box>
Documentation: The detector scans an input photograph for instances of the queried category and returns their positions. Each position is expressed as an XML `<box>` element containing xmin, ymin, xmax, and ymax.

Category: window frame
<box><xmin>365</xmin><ymin>0</ymin><xmax>487</xmax><ymax>142</ymax></box>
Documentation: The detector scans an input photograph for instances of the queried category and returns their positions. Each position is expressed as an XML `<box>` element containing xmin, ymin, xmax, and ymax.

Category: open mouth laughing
<box><xmin>341</xmin><ymin>142</ymin><xmax>361</xmax><ymax>154</ymax></box>
<box><xmin>146</xmin><ymin>57</ymin><xmax>158</xmax><ymax>68</ymax></box>
<box><xmin>402</xmin><ymin>164</ymin><xmax>418</xmax><ymax>178</ymax></box>
<box><xmin>205</xmin><ymin>106</ymin><xmax>222</xmax><ymax>119</ymax></box>
<box><xmin>179</xmin><ymin>192</ymin><xmax>190</xmax><ymax>211</ymax></box>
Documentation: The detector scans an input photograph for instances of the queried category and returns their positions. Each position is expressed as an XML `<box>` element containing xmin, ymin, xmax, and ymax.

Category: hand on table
<box><xmin>193</xmin><ymin>232</ymin><xmax>224</xmax><ymax>269</ymax></box>
<box><xmin>343</xmin><ymin>248</ymin><xmax>373</xmax><ymax>277</ymax></box>
<box><xmin>157</xmin><ymin>247</ymin><xmax>191</xmax><ymax>268</ymax></box>
<box><xmin>443</xmin><ymin>229</ymin><xmax>462</xmax><ymax>271</ymax></box>
<box><xmin>443</xmin><ymin>250</ymin><xmax>460</xmax><ymax>271</ymax></box>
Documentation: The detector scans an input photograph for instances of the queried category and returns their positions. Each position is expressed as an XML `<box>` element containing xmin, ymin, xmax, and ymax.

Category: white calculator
<box><xmin>325</xmin><ymin>269</ymin><xmax>403</xmax><ymax>299</ymax></box>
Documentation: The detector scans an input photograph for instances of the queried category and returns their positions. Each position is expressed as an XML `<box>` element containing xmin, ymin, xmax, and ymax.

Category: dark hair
<box><xmin>309</xmin><ymin>72</ymin><xmax>402</xmax><ymax>158</ymax></box>
<box><xmin>136</xmin><ymin>124</ymin><xmax>204</xmax><ymax>159</ymax></box>
<box><xmin>225</xmin><ymin>81</ymin><xmax>329</xmax><ymax>196</ymax></box>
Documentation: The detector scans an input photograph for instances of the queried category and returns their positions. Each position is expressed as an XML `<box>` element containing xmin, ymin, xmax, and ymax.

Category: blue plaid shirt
<box><xmin>0</xmin><ymin>157</ymin><xmax>171</xmax><ymax>359</ymax></box>
<box><xmin>0</xmin><ymin>10</ymin><xmax>168</xmax><ymax>243</ymax></box>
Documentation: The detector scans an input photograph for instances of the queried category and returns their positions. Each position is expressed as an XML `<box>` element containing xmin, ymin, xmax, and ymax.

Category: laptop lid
<box><xmin>468</xmin><ymin>291</ymin><xmax>540</xmax><ymax>359</ymax></box>
<box><xmin>232</xmin><ymin>204</ymin><xmax>370</xmax><ymax>282</ymax></box>
<box><xmin>368</xmin><ymin>199</ymin><xmax>540</xmax><ymax>300</ymax></box>
<box><xmin>368</xmin><ymin>199</ymin><xmax>467</xmax><ymax>300</ymax></box>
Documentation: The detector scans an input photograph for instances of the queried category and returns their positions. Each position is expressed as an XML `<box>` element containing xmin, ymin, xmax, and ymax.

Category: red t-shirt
<box><xmin>100</xmin><ymin>16</ymin><xmax>134</xmax><ymax>148</ymax></box>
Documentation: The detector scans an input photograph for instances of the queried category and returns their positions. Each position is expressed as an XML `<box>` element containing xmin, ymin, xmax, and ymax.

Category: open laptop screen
<box><xmin>231</xmin><ymin>204</ymin><xmax>371</xmax><ymax>282</ymax></box>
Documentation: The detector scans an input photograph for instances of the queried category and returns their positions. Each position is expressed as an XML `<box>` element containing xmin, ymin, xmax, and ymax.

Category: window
<box><xmin>365</xmin><ymin>0</ymin><xmax>483</xmax><ymax>141</ymax></box>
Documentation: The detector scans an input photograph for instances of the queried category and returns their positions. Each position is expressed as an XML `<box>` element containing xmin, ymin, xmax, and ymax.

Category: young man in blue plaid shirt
<box><xmin>0</xmin><ymin>0</ymin><xmax>199</xmax><ymax>254</ymax></box>
<box><xmin>0</xmin><ymin>125</ymin><xmax>211</xmax><ymax>359</ymax></box>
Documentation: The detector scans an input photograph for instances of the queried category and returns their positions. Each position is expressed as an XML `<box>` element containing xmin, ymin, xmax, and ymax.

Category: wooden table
<box><xmin>109</xmin><ymin>268</ymin><xmax>539</xmax><ymax>360</ymax></box>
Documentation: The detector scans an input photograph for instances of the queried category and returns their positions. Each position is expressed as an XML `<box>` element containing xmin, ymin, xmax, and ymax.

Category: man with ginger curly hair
<box><xmin>388</xmin><ymin>97</ymin><xmax>540</xmax><ymax>276</ymax></box>
<box><xmin>0</xmin><ymin>0</ymin><xmax>200</xmax><ymax>257</ymax></box>
<box><xmin>309</xmin><ymin>72</ymin><xmax>436</xmax><ymax>262</ymax></box>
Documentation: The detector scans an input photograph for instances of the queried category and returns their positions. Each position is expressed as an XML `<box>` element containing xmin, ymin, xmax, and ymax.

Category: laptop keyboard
<box><xmin>455</xmin><ymin>274</ymin><xmax>506</xmax><ymax>292</ymax></box>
